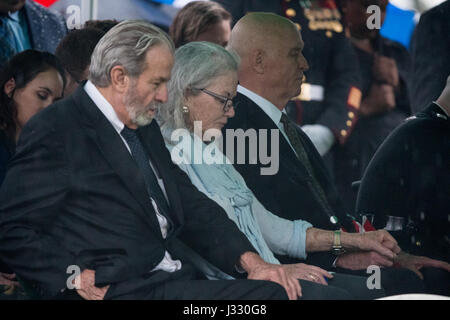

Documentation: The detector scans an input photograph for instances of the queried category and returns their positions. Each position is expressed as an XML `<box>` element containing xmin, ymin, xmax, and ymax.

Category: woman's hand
<box><xmin>282</xmin><ymin>263</ymin><xmax>333</xmax><ymax>286</ymax></box>
<box><xmin>240</xmin><ymin>252</ymin><xmax>302</xmax><ymax>300</ymax></box>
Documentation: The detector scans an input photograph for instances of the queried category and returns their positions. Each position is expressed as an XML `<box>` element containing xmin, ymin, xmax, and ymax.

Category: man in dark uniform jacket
<box><xmin>410</xmin><ymin>0</ymin><xmax>450</xmax><ymax>113</ymax></box>
<box><xmin>357</xmin><ymin>76</ymin><xmax>450</xmax><ymax>295</ymax></box>
<box><xmin>333</xmin><ymin>0</ymin><xmax>411</xmax><ymax>213</ymax></box>
<box><xmin>214</xmin><ymin>0</ymin><xmax>362</xmax><ymax>165</ymax></box>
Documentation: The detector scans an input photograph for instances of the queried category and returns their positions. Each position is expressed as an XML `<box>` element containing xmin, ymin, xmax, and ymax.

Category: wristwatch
<box><xmin>332</xmin><ymin>230</ymin><xmax>346</xmax><ymax>256</ymax></box>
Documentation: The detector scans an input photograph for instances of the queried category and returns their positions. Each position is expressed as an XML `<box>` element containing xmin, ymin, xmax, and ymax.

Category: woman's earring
<box><xmin>182</xmin><ymin>105</ymin><xmax>189</xmax><ymax>114</ymax></box>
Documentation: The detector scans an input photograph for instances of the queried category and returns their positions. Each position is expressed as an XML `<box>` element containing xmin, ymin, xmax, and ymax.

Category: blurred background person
<box><xmin>333</xmin><ymin>0</ymin><xmax>412</xmax><ymax>213</ymax></box>
<box><xmin>55</xmin><ymin>27</ymin><xmax>105</xmax><ymax>96</ymax></box>
<box><xmin>170</xmin><ymin>0</ymin><xmax>231</xmax><ymax>48</ymax></box>
<box><xmin>0</xmin><ymin>49</ymin><xmax>65</xmax><ymax>298</ymax></box>
<box><xmin>0</xmin><ymin>50</ymin><xmax>65</xmax><ymax>186</ymax></box>
<box><xmin>55</xmin><ymin>19</ymin><xmax>120</xmax><ymax>96</ymax></box>
<box><xmin>0</xmin><ymin>0</ymin><xmax>67</xmax><ymax>68</ymax></box>
<box><xmin>410</xmin><ymin>0</ymin><xmax>450</xmax><ymax>113</ymax></box>
<box><xmin>84</xmin><ymin>19</ymin><xmax>119</xmax><ymax>34</ymax></box>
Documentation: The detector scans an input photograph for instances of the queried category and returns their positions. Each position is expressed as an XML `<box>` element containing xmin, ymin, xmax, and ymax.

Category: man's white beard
<box><xmin>124</xmin><ymin>88</ymin><xmax>156</xmax><ymax>127</ymax></box>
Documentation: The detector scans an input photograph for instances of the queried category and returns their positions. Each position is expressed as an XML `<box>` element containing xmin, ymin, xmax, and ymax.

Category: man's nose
<box><xmin>300</xmin><ymin>55</ymin><xmax>309</xmax><ymax>72</ymax></box>
<box><xmin>155</xmin><ymin>83</ymin><xmax>169</xmax><ymax>103</ymax></box>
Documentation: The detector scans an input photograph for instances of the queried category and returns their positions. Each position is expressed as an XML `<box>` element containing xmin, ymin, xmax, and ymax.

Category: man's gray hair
<box><xmin>157</xmin><ymin>41</ymin><xmax>239</xmax><ymax>139</ymax></box>
<box><xmin>89</xmin><ymin>20</ymin><xmax>174</xmax><ymax>87</ymax></box>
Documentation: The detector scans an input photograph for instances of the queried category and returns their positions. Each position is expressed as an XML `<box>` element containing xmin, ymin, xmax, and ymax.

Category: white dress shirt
<box><xmin>237</xmin><ymin>85</ymin><xmax>298</xmax><ymax>155</ymax></box>
<box><xmin>237</xmin><ymin>85</ymin><xmax>334</xmax><ymax>156</ymax></box>
<box><xmin>84</xmin><ymin>81</ymin><xmax>182</xmax><ymax>273</ymax></box>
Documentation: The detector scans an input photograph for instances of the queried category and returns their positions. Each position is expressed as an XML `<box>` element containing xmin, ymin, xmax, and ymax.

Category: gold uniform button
<box><xmin>286</xmin><ymin>8</ymin><xmax>296</xmax><ymax>17</ymax></box>
<box><xmin>326</xmin><ymin>31</ymin><xmax>333</xmax><ymax>38</ymax></box>
<box><xmin>346</xmin><ymin>120</ymin><xmax>352</xmax><ymax>127</ymax></box>
<box><xmin>295</xmin><ymin>23</ymin><xmax>302</xmax><ymax>30</ymax></box>
<box><xmin>348</xmin><ymin>112</ymin><xmax>355</xmax><ymax>119</ymax></box>
<box><xmin>341</xmin><ymin>130</ymin><xmax>347</xmax><ymax>137</ymax></box>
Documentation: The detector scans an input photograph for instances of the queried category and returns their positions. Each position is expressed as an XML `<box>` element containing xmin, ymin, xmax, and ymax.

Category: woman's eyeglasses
<box><xmin>193</xmin><ymin>88</ymin><xmax>237</xmax><ymax>113</ymax></box>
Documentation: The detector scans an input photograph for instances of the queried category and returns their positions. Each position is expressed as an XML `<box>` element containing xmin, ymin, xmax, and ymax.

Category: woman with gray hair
<box><xmin>157</xmin><ymin>41</ymin><xmax>393</xmax><ymax>299</ymax></box>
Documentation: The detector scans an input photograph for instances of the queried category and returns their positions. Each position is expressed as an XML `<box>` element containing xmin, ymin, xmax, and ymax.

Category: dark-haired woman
<box><xmin>0</xmin><ymin>50</ymin><xmax>65</xmax><ymax>297</ymax></box>
<box><xmin>169</xmin><ymin>1</ymin><xmax>232</xmax><ymax>48</ymax></box>
<box><xmin>0</xmin><ymin>49</ymin><xmax>65</xmax><ymax>186</ymax></box>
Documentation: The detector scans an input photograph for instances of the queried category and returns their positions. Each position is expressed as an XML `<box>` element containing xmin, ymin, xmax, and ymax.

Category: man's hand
<box><xmin>335</xmin><ymin>251</ymin><xmax>394</xmax><ymax>270</ymax></box>
<box><xmin>394</xmin><ymin>252</ymin><xmax>450</xmax><ymax>280</ymax></box>
<box><xmin>344</xmin><ymin>230</ymin><xmax>401</xmax><ymax>259</ymax></box>
<box><xmin>0</xmin><ymin>273</ymin><xmax>22</xmax><ymax>296</ymax></box>
<box><xmin>373</xmin><ymin>54</ymin><xmax>399</xmax><ymax>87</ymax></box>
<box><xmin>282</xmin><ymin>263</ymin><xmax>333</xmax><ymax>286</ymax></box>
<box><xmin>0</xmin><ymin>273</ymin><xmax>18</xmax><ymax>287</ymax></box>
<box><xmin>239</xmin><ymin>252</ymin><xmax>301</xmax><ymax>300</ymax></box>
<box><xmin>74</xmin><ymin>269</ymin><xmax>109</xmax><ymax>300</ymax></box>
<box><xmin>360</xmin><ymin>84</ymin><xmax>396</xmax><ymax>116</ymax></box>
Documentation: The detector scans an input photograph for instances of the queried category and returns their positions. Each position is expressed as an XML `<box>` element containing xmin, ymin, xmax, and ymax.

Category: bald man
<box><xmin>225</xmin><ymin>11</ymin><xmax>356</xmax><ymax>265</ymax></box>
<box><xmin>223</xmin><ymin>12</ymin><xmax>433</xmax><ymax>296</ymax></box>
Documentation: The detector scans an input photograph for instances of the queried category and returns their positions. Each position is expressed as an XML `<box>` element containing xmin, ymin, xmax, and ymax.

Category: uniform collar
<box><xmin>432</xmin><ymin>101</ymin><xmax>449</xmax><ymax>120</ymax></box>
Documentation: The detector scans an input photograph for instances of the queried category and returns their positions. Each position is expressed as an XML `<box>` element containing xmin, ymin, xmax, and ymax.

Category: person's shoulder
<box><xmin>421</xmin><ymin>0</ymin><xmax>450</xmax><ymax>19</ymax></box>
<box><xmin>24</xmin><ymin>0</ymin><xmax>66</xmax><ymax>29</ymax></box>
<box><xmin>415</xmin><ymin>102</ymin><xmax>450</xmax><ymax>124</ymax></box>
<box><xmin>23</xmin><ymin>97</ymin><xmax>76</xmax><ymax>137</ymax></box>
<box><xmin>388</xmin><ymin>103</ymin><xmax>445</xmax><ymax>138</ymax></box>
<box><xmin>225</xmin><ymin>92</ymin><xmax>255</xmax><ymax>129</ymax></box>
<box><xmin>0</xmin><ymin>130</ymin><xmax>12</xmax><ymax>154</ymax></box>
<box><xmin>417</xmin><ymin>1</ymin><xmax>450</xmax><ymax>31</ymax></box>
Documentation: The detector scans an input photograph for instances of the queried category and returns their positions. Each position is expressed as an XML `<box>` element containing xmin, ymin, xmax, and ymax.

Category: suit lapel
<box><xmin>71</xmin><ymin>85</ymin><xmax>163</xmax><ymax>237</ymax></box>
<box><xmin>237</xmin><ymin>93</ymin><xmax>311</xmax><ymax>181</ymax></box>
<box><xmin>23</xmin><ymin>2</ymin><xmax>42</xmax><ymax>50</ymax></box>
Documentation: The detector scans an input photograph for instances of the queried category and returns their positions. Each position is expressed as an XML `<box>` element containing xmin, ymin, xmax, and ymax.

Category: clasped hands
<box><xmin>360</xmin><ymin>54</ymin><xmax>399</xmax><ymax>117</ymax></box>
<box><xmin>336</xmin><ymin>230</ymin><xmax>450</xmax><ymax>280</ymax></box>
<box><xmin>336</xmin><ymin>230</ymin><xmax>401</xmax><ymax>270</ymax></box>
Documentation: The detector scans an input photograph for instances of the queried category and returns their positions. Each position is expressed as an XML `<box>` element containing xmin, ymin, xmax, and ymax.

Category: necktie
<box><xmin>120</xmin><ymin>126</ymin><xmax>173</xmax><ymax>225</ymax></box>
<box><xmin>280</xmin><ymin>113</ymin><xmax>335</xmax><ymax>219</ymax></box>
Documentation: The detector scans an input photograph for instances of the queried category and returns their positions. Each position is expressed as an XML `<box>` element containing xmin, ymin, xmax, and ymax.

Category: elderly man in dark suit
<box><xmin>0</xmin><ymin>0</ymin><xmax>67</xmax><ymax>68</ymax></box>
<box><xmin>222</xmin><ymin>12</ymin><xmax>447</xmax><ymax>295</ymax></box>
<box><xmin>0</xmin><ymin>20</ymin><xmax>298</xmax><ymax>300</ymax></box>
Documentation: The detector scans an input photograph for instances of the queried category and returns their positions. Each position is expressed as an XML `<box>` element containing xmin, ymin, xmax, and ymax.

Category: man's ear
<box><xmin>4</xmin><ymin>78</ymin><xmax>16</xmax><ymax>98</ymax></box>
<box><xmin>110</xmin><ymin>65</ymin><xmax>129</xmax><ymax>93</ymax></box>
<box><xmin>251</xmin><ymin>49</ymin><xmax>265</xmax><ymax>74</ymax></box>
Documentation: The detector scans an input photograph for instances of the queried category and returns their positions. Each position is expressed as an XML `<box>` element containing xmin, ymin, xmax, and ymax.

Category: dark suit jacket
<box><xmin>0</xmin><ymin>130</ymin><xmax>14</xmax><ymax>188</ymax></box>
<box><xmin>410</xmin><ymin>0</ymin><xmax>450</xmax><ymax>113</ymax></box>
<box><xmin>0</xmin><ymin>85</ymin><xmax>256</xmax><ymax>299</ymax></box>
<box><xmin>223</xmin><ymin>92</ymin><xmax>355</xmax><ymax>268</ymax></box>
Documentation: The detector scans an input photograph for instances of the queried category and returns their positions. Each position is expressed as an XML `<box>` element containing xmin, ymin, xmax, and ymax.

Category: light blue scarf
<box><xmin>166</xmin><ymin>131</ymin><xmax>280</xmax><ymax>265</ymax></box>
